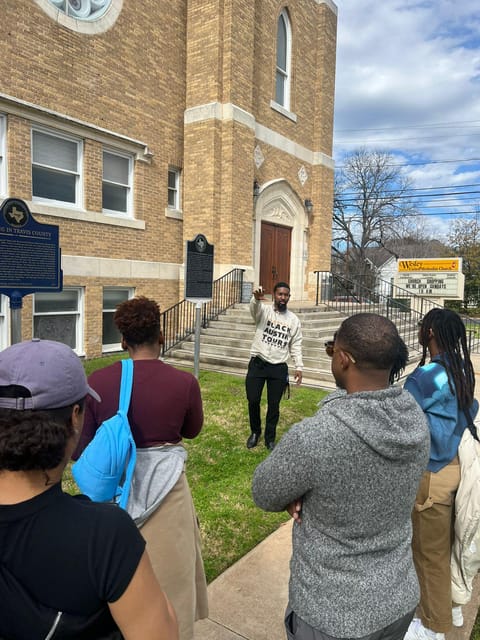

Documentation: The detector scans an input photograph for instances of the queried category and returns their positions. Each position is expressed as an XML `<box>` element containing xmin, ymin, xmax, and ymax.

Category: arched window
<box><xmin>275</xmin><ymin>9</ymin><xmax>292</xmax><ymax>109</ymax></box>
<box><xmin>34</xmin><ymin>0</ymin><xmax>122</xmax><ymax>33</ymax></box>
<box><xmin>47</xmin><ymin>0</ymin><xmax>112</xmax><ymax>21</ymax></box>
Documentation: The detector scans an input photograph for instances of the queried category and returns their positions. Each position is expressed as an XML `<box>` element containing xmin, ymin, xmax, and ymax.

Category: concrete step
<box><xmin>164</xmin><ymin>303</ymin><xmax>422</xmax><ymax>390</ymax></box>
<box><xmin>169</xmin><ymin>340</ymin><xmax>330</xmax><ymax>370</ymax></box>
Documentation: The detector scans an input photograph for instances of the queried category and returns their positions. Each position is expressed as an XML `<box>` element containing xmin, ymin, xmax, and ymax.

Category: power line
<box><xmin>336</xmin><ymin>158</ymin><xmax>480</xmax><ymax>169</ymax></box>
<box><xmin>334</xmin><ymin>119</ymin><xmax>480</xmax><ymax>134</ymax></box>
<box><xmin>334</xmin><ymin>132</ymin><xmax>480</xmax><ymax>145</ymax></box>
<box><xmin>339</xmin><ymin>185</ymin><xmax>480</xmax><ymax>198</ymax></box>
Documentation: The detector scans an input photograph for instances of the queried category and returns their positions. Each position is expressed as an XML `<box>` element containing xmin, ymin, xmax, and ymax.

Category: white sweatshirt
<box><xmin>249</xmin><ymin>296</ymin><xmax>303</xmax><ymax>369</ymax></box>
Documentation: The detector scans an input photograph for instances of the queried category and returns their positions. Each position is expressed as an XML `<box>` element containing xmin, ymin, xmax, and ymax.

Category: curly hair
<box><xmin>336</xmin><ymin>313</ymin><xmax>408</xmax><ymax>377</ymax></box>
<box><xmin>114</xmin><ymin>296</ymin><xmax>161</xmax><ymax>346</ymax></box>
<box><xmin>0</xmin><ymin>403</ymin><xmax>82</xmax><ymax>471</ymax></box>
<box><xmin>418</xmin><ymin>308</ymin><xmax>475</xmax><ymax>410</ymax></box>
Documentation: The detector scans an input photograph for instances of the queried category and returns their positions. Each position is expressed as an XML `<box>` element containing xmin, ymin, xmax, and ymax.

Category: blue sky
<box><xmin>332</xmin><ymin>0</ymin><xmax>480</xmax><ymax>240</ymax></box>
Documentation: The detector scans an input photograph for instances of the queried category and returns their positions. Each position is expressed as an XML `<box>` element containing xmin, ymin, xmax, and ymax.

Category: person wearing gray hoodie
<box><xmin>252</xmin><ymin>313</ymin><xmax>430</xmax><ymax>640</ymax></box>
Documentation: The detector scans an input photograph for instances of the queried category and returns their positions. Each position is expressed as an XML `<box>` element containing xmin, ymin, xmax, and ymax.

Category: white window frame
<box><xmin>102</xmin><ymin>148</ymin><xmax>134</xmax><ymax>217</ymax></box>
<box><xmin>33</xmin><ymin>287</ymin><xmax>84</xmax><ymax>355</ymax></box>
<box><xmin>102</xmin><ymin>287</ymin><xmax>133</xmax><ymax>352</ymax></box>
<box><xmin>31</xmin><ymin>127</ymin><xmax>83</xmax><ymax>208</ymax></box>
<box><xmin>0</xmin><ymin>115</ymin><xmax>6</xmax><ymax>198</ymax></box>
<box><xmin>275</xmin><ymin>9</ymin><xmax>292</xmax><ymax>111</ymax></box>
<box><xmin>0</xmin><ymin>295</ymin><xmax>9</xmax><ymax>352</ymax></box>
<box><xmin>167</xmin><ymin>167</ymin><xmax>181</xmax><ymax>211</ymax></box>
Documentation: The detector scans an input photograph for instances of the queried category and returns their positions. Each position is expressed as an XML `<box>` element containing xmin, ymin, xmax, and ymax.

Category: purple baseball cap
<box><xmin>0</xmin><ymin>339</ymin><xmax>101</xmax><ymax>410</ymax></box>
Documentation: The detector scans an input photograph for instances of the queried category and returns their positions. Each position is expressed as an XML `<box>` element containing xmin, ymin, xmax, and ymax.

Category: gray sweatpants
<box><xmin>284</xmin><ymin>607</ymin><xmax>415</xmax><ymax>640</ymax></box>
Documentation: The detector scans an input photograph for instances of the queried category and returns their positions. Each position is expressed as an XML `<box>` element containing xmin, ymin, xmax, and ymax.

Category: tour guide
<box><xmin>245</xmin><ymin>282</ymin><xmax>303</xmax><ymax>451</ymax></box>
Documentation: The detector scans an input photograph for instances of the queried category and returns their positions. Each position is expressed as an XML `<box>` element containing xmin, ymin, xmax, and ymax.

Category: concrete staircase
<box><xmin>163</xmin><ymin>303</ymin><xmax>350</xmax><ymax>389</ymax></box>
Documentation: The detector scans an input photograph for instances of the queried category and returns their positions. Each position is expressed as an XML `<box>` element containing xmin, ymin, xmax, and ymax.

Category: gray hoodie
<box><xmin>252</xmin><ymin>386</ymin><xmax>430</xmax><ymax>637</ymax></box>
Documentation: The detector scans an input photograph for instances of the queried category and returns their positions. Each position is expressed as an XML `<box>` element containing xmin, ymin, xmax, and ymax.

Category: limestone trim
<box><xmin>256</xmin><ymin>123</ymin><xmax>334</xmax><ymax>169</ymax></box>
<box><xmin>29</xmin><ymin>201</ymin><xmax>146</xmax><ymax>230</ymax></box>
<box><xmin>165</xmin><ymin>207</ymin><xmax>183</xmax><ymax>220</ymax></box>
<box><xmin>184</xmin><ymin>102</ymin><xmax>256</xmax><ymax>130</ymax></box>
<box><xmin>0</xmin><ymin>92</ymin><xmax>152</xmax><ymax>162</ymax></box>
<box><xmin>62</xmin><ymin>255</ymin><xmax>180</xmax><ymax>279</ymax></box>
<box><xmin>184</xmin><ymin>102</ymin><xmax>333</xmax><ymax>168</ymax></box>
<box><xmin>270</xmin><ymin>100</ymin><xmax>297</xmax><ymax>122</ymax></box>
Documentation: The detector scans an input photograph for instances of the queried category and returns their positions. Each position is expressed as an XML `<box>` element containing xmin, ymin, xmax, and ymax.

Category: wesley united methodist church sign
<box><xmin>394</xmin><ymin>258</ymin><xmax>464</xmax><ymax>300</ymax></box>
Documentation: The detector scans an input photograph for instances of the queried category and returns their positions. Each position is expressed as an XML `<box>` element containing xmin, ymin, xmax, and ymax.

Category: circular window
<box><xmin>48</xmin><ymin>0</ymin><xmax>111</xmax><ymax>20</ymax></box>
<box><xmin>34</xmin><ymin>0</ymin><xmax>122</xmax><ymax>33</ymax></box>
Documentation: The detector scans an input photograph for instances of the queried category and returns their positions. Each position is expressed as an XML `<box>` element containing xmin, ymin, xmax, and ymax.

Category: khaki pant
<box><xmin>140</xmin><ymin>471</ymin><xmax>208</xmax><ymax>640</ymax></box>
<box><xmin>411</xmin><ymin>460</ymin><xmax>460</xmax><ymax>633</ymax></box>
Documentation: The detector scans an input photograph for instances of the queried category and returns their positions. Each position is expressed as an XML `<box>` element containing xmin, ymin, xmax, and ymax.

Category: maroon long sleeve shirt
<box><xmin>73</xmin><ymin>359</ymin><xmax>204</xmax><ymax>459</ymax></box>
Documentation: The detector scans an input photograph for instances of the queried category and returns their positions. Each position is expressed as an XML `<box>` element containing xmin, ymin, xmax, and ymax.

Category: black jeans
<box><xmin>245</xmin><ymin>356</ymin><xmax>288</xmax><ymax>443</ymax></box>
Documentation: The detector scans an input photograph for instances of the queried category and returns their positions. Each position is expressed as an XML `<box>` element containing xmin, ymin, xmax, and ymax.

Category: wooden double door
<box><xmin>259</xmin><ymin>222</ymin><xmax>291</xmax><ymax>296</ymax></box>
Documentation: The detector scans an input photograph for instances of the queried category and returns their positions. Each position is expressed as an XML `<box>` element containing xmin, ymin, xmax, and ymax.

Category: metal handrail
<box><xmin>313</xmin><ymin>270</ymin><xmax>480</xmax><ymax>355</ymax></box>
<box><xmin>160</xmin><ymin>268</ymin><xmax>245</xmax><ymax>355</ymax></box>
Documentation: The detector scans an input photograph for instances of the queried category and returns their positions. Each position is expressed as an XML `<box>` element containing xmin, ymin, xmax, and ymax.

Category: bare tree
<box><xmin>333</xmin><ymin>149</ymin><xmax>417</xmax><ymax>283</ymax></box>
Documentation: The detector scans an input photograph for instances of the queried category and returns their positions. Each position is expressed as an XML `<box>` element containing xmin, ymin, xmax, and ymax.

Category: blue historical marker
<box><xmin>0</xmin><ymin>198</ymin><xmax>62</xmax><ymax>343</ymax></box>
<box><xmin>0</xmin><ymin>198</ymin><xmax>62</xmax><ymax>301</ymax></box>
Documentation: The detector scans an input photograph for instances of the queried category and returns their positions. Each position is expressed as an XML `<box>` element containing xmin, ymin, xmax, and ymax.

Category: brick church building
<box><xmin>0</xmin><ymin>0</ymin><xmax>337</xmax><ymax>358</ymax></box>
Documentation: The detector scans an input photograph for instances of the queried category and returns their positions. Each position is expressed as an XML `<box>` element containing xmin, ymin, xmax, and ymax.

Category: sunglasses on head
<box><xmin>324</xmin><ymin>340</ymin><xmax>335</xmax><ymax>357</ymax></box>
<box><xmin>324</xmin><ymin>339</ymin><xmax>356</xmax><ymax>364</ymax></box>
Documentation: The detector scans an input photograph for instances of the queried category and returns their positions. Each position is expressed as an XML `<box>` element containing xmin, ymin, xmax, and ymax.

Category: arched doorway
<box><xmin>253</xmin><ymin>180</ymin><xmax>308</xmax><ymax>300</ymax></box>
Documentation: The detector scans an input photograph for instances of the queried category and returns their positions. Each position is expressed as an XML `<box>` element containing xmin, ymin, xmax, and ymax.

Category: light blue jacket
<box><xmin>404</xmin><ymin>358</ymin><xmax>479</xmax><ymax>472</ymax></box>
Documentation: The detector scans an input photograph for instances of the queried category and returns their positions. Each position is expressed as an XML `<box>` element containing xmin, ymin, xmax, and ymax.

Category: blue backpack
<box><xmin>72</xmin><ymin>359</ymin><xmax>136</xmax><ymax>510</ymax></box>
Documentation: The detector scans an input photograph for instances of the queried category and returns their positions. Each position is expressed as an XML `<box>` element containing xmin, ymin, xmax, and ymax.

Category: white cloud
<box><xmin>333</xmin><ymin>0</ymin><xmax>480</xmax><ymax>233</ymax></box>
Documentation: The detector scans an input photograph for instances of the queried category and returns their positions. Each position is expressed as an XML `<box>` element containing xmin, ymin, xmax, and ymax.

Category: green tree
<box><xmin>448</xmin><ymin>213</ymin><xmax>480</xmax><ymax>306</ymax></box>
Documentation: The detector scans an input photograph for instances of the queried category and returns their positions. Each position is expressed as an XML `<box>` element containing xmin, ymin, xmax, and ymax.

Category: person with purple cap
<box><xmin>0</xmin><ymin>338</ymin><xmax>178</xmax><ymax>640</ymax></box>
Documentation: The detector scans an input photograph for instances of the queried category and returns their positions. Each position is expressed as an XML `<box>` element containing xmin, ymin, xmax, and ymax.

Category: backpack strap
<box><xmin>116</xmin><ymin>359</ymin><xmax>136</xmax><ymax>510</ymax></box>
<box><xmin>118</xmin><ymin>359</ymin><xmax>134</xmax><ymax>416</ymax></box>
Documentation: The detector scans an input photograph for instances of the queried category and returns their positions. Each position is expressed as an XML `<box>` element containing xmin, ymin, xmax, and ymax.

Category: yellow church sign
<box><xmin>394</xmin><ymin>257</ymin><xmax>464</xmax><ymax>299</ymax></box>
<box><xmin>398</xmin><ymin>258</ymin><xmax>460</xmax><ymax>272</ymax></box>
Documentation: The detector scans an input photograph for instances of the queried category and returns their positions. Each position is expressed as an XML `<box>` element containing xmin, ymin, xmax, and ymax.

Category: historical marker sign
<box><xmin>0</xmin><ymin>198</ymin><xmax>63</xmax><ymax>304</ymax></box>
<box><xmin>185</xmin><ymin>234</ymin><xmax>214</xmax><ymax>302</ymax></box>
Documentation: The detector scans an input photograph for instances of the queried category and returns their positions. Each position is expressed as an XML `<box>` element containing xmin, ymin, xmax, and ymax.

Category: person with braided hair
<box><xmin>404</xmin><ymin>308</ymin><xmax>479</xmax><ymax>640</ymax></box>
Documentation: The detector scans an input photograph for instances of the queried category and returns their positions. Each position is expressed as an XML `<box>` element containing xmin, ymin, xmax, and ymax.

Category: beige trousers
<box><xmin>411</xmin><ymin>459</ymin><xmax>460</xmax><ymax>633</ymax></box>
<box><xmin>140</xmin><ymin>470</ymin><xmax>208</xmax><ymax>640</ymax></box>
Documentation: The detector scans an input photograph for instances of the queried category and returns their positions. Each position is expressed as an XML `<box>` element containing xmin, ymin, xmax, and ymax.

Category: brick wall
<box><xmin>1</xmin><ymin>0</ymin><xmax>337</xmax><ymax>356</ymax></box>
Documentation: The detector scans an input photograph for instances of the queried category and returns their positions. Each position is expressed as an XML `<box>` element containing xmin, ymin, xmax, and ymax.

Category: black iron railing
<box><xmin>314</xmin><ymin>271</ymin><xmax>480</xmax><ymax>355</ymax></box>
<box><xmin>160</xmin><ymin>268</ymin><xmax>245</xmax><ymax>355</ymax></box>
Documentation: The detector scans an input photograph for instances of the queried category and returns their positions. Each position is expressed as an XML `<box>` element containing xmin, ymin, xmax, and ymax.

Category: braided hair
<box><xmin>418</xmin><ymin>308</ymin><xmax>475</xmax><ymax>410</ymax></box>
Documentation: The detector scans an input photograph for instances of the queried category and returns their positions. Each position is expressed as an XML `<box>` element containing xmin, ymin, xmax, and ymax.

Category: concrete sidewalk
<box><xmin>194</xmin><ymin>356</ymin><xmax>480</xmax><ymax>640</ymax></box>
<box><xmin>194</xmin><ymin>517</ymin><xmax>479</xmax><ymax>640</ymax></box>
